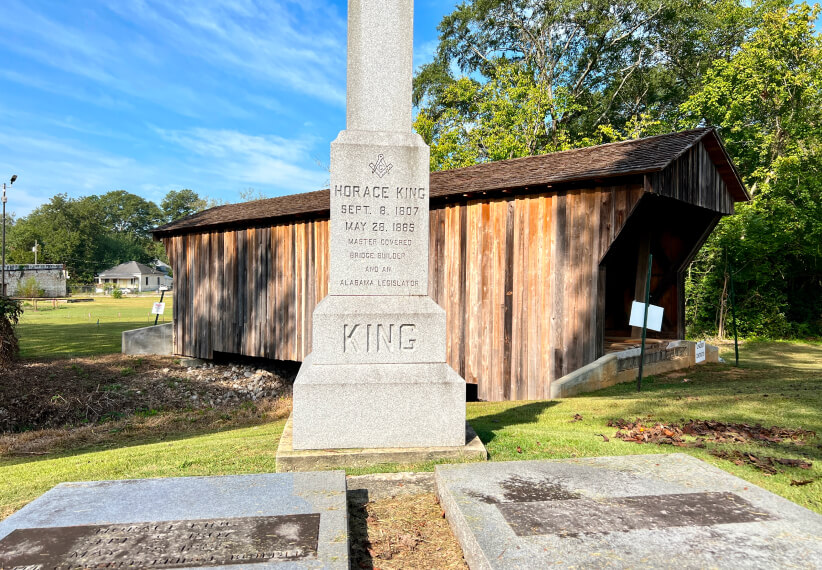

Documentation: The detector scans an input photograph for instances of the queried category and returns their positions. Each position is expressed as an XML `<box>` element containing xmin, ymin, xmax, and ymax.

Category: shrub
<box><xmin>17</xmin><ymin>277</ymin><xmax>46</xmax><ymax>298</ymax></box>
<box><xmin>0</xmin><ymin>296</ymin><xmax>23</xmax><ymax>367</ymax></box>
<box><xmin>112</xmin><ymin>289</ymin><xmax>123</xmax><ymax>299</ymax></box>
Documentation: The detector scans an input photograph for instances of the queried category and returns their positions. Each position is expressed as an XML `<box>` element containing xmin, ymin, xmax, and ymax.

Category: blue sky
<box><xmin>0</xmin><ymin>0</ymin><xmax>458</xmax><ymax>216</ymax></box>
<box><xmin>2</xmin><ymin>2</ymin><xmax>819</xmax><ymax>218</ymax></box>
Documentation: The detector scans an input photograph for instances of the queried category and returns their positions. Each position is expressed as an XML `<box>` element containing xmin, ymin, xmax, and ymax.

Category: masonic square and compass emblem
<box><xmin>369</xmin><ymin>154</ymin><xmax>393</xmax><ymax>178</ymax></box>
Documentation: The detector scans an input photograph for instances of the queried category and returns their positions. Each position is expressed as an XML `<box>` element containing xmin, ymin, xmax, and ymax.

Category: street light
<box><xmin>2</xmin><ymin>175</ymin><xmax>16</xmax><ymax>297</ymax></box>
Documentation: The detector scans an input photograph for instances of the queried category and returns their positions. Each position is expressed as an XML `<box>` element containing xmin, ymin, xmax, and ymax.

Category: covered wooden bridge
<box><xmin>153</xmin><ymin>128</ymin><xmax>748</xmax><ymax>402</ymax></box>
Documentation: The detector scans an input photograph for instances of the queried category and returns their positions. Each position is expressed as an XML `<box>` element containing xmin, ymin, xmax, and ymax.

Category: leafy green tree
<box><xmin>683</xmin><ymin>2</ymin><xmax>822</xmax><ymax>337</ymax></box>
<box><xmin>8</xmin><ymin>195</ymin><xmax>108</xmax><ymax>282</ymax></box>
<box><xmin>161</xmin><ymin>189</ymin><xmax>207</xmax><ymax>223</ymax></box>
<box><xmin>414</xmin><ymin>0</ymin><xmax>770</xmax><ymax>169</ymax></box>
<box><xmin>95</xmin><ymin>190</ymin><xmax>163</xmax><ymax>238</ymax></box>
<box><xmin>8</xmin><ymin>193</ymin><xmax>163</xmax><ymax>283</ymax></box>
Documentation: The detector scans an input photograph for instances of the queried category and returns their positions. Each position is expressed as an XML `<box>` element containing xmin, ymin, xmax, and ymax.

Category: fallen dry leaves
<box><xmin>607</xmin><ymin>418</ymin><xmax>815</xmax><ymax>448</ymax></box>
<box><xmin>710</xmin><ymin>450</ymin><xmax>813</xmax><ymax>475</ymax></box>
<box><xmin>606</xmin><ymin>418</ymin><xmax>707</xmax><ymax>448</ymax></box>
<box><xmin>606</xmin><ymin>418</ymin><xmax>817</xmax><ymax>475</ymax></box>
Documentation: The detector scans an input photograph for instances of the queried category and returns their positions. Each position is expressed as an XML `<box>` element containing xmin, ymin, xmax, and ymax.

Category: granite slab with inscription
<box><xmin>0</xmin><ymin>472</ymin><xmax>348</xmax><ymax>569</ymax></box>
<box><xmin>436</xmin><ymin>454</ymin><xmax>822</xmax><ymax>569</ymax></box>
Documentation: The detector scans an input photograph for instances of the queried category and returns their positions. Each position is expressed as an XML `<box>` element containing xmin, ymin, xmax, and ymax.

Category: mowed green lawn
<box><xmin>16</xmin><ymin>296</ymin><xmax>173</xmax><ymax>359</ymax></box>
<box><xmin>1</xmin><ymin>341</ymin><xmax>820</xmax><ymax>519</ymax></box>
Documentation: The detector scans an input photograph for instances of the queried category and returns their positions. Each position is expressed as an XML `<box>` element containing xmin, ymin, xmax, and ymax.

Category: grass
<box><xmin>0</xmin><ymin>421</ymin><xmax>286</xmax><ymax>520</ymax></box>
<box><xmin>465</xmin><ymin>341</ymin><xmax>822</xmax><ymax>513</ymax></box>
<box><xmin>1</xmin><ymin>341</ymin><xmax>819</xmax><ymax>520</ymax></box>
<box><xmin>15</xmin><ymin>296</ymin><xmax>173</xmax><ymax>359</ymax></box>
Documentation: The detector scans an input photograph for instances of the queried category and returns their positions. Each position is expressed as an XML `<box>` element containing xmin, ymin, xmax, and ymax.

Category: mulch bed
<box><xmin>0</xmin><ymin>355</ymin><xmax>296</xmax><ymax>434</ymax></box>
<box><xmin>349</xmin><ymin>493</ymin><xmax>466</xmax><ymax>570</ymax></box>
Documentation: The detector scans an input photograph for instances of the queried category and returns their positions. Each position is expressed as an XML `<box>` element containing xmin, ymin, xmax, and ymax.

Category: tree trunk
<box><xmin>718</xmin><ymin>270</ymin><xmax>729</xmax><ymax>340</ymax></box>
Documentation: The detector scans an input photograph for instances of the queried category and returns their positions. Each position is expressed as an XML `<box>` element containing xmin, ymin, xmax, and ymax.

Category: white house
<box><xmin>97</xmin><ymin>261</ymin><xmax>172</xmax><ymax>293</ymax></box>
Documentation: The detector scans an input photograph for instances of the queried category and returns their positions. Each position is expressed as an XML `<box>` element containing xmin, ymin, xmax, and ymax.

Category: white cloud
<box><xmin>0</xmin><ymin>125</ymin><xmax>328</xmax><ymax>216</ymax></box>
<box><xmin>155</xmin><ymin>127</ymin><xmax>327</xmax><ymax>192</ymax></box>
<box><xmin>0</xmin><ymin>0</ymin><xmax>347</xmax><ymax>118</ymax></box>
<box><xmin>104</xmin><ymin>0</ymin><xmax>348</xmax><ymax>106</ymax></box>
<box><xmin>414</xmin><ymin>39</ymin><xmax>439</xmax><ymax>71</ymax></box>
<box><xmin>0</xmin><ymin>130</ymin><xmax>149</xmax><ymax>216</ymax></box>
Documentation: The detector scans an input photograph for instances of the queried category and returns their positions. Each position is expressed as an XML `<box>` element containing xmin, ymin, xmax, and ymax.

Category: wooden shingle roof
<box><xmin>153</xmin><ymin>128</ymin><xmax>747</xmax><ymax>237</ymax></box>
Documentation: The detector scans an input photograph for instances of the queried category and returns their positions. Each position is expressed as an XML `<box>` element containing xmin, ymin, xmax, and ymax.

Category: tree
<box><xmin>238</xmin><ymin>188</ymin><xmax>269</xmax><ymax>202</ymax></box>
<box><xmin>8</xmin><ymin>195</ymin><xmax>108</xmax><ymax>282</ymax></box>
<box><xmin>8</xmin><ymin>193</ymin><xmax>163</xmax><ymax>283</ymax></box>
<box><xmin>413</xmin><ymin>0</ymin><xmax>771</xmax><ymax>169</ymax></box>
<box><xmin>95</xmin><ymin>190</ymin><xmax>163</xmax><ymax>238</ymax></box>
<box><xmin>161</xmin><ymin>189</ymin><xmax>207</xmax><ymax>223</ymax></box>
<box><xmin>0</xmin><ymin>296</ymin><xmax>23</xmax><ymax>367</ymax></box>
<box><xmin>683</xmin><ymin>2</ymin><xmax>822</xmax><ymax>337</ymax></box>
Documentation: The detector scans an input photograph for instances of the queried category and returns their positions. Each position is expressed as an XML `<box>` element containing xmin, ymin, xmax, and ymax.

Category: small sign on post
<box><xmin>153</xmin><ymin>290</ymin><xmax>166</xmax><ymax>326</ymax></box>
<box><xmin>629</xmin><ymin>301</ymin><xmax>664</xmax><ymax>332</ymax></box>
<box><xmin>695</xmin><ymin>341</ymin><xmax>706</xmax><ymax>364</ymax></box>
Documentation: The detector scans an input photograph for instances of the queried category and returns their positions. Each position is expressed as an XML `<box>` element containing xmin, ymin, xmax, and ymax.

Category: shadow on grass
<box><xmin>17</xmin><ymin>321</ymin><xmax>161</xmax><ymax>359</ymax></box>
<box><xmin>470</xmin><ymin>401</ymin><xmax>560</xmax><ymax>445</ymax></box>
<box><xmin>0</xmin><ymin>409</ymin><xmax>290</xmax><ymax>469</ymax></box>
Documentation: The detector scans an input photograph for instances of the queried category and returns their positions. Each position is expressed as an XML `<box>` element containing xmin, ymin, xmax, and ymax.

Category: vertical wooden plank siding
<box><xmin>166</xmin><ymin>174</ymin><xmax>720</xmax><ymax>401</ymax></box>
<box><xmin>648</xmin><ymin>142</ymin><xmax>735</xmax><ymax>215</ymax></box>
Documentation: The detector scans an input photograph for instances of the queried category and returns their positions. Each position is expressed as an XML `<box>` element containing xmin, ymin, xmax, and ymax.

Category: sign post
<box><xmin>637</xmin><ymin>253</ymin><xmax>653</xmax><ymax>392</ymax></box>
<box><xmin>153</xmin><ymin>290</ymin><xmax>166</xmax><ymax>326</ymax></box>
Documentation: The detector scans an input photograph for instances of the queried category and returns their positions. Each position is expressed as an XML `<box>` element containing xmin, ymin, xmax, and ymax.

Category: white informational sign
<box><xmin>629</xmin><ymin>301</ymin><xmax>664</xmax><ymax>332</ymax></box>
<box><xmin>151</xmin><ymin>302</ymin><xmax>166</xmax><ymax>316</ymax></box>
<box><xmin>695</xmin><ymin>340</ymin><xmax>707</xmax><ymax>363</ymax></box>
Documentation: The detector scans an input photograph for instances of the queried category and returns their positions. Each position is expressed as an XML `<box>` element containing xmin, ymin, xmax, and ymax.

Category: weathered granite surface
<box><xmin>290</xmin><ymin>0</ymin><xmax>467</xmax><ymax>452</ymax></box>
<box><xmin>329</xmin><ymin>131</ymin><xmax>430</xmax><ymax>297</ymax></box>
<box><xmin>436</xmin><ymin>454</ymin><xmax>822</xmax><ymax>569</ymax></box>
<box><xmin>278</xmin><ymin>417</ymin><xmax>486</xmax><ymax>471</ymax></box>
<box><xmin>0</xmin><ymin>472</ymin><xmax>349</xmax><ymax>569</ymax></box>
<box><xmin>345</xmin><ymin>0</ymin><xmax>414</xmax><ymax>133</ymax></box>
<box><xmin>293</xmin><ymin>355</ymin><xmax>465</xmax><ymax>449</ymax></box>
<box><xmin>311</xmin><ymin>295</ymin><xmax>446</xmax><ymax>364</ymax></box>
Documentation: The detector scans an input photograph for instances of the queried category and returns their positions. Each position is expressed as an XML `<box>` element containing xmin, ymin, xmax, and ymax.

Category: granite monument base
<box><xmin>436</xmin><ymin>454</ymin><xmax>822</xmax><ymax>569</ymax></box>
<box><xmin>292</xmin><ymin>354</ymin><xmax>465</xmax><ymax>449</ymax></box>
<box><xmin>276</xmin><ymin>416</ymin><xmax>487</xmax><ymax>472</ymax></box>
<box><xmin>0</xmin><ymin>472</ymin><xmax>349</xmax><ymax>569</ymax></box>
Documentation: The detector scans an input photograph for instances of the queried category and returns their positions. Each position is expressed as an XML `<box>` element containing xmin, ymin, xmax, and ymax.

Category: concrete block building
<box><xmin>2</xmin><ymin>264</ymin><xmax>68</xmax><ymax>297</ymax></box>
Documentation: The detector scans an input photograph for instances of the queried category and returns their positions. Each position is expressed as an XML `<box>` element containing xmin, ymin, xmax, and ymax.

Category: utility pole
<box><xmin>33</xmin><ymin>240</ymin><xmax>38</xmax><ymax>265</ymax></box>
<box><xmin>2</xmin><ymin>175</ymin><xmax>16</xmax><ymax>297</ymax></box>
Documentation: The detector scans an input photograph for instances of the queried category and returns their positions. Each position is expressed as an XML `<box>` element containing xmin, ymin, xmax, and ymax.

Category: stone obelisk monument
<box><xmin>292</xmin><ymin>0</ymin><xmax>465</xmax><ymax>450</ymax></box>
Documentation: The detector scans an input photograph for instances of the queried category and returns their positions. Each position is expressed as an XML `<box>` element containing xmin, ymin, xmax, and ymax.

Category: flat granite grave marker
<box><xmin>0</xmin><ymin>472</ymin><xmax>348</xmax><ymax>569</ymax></box>
<box><xmin>436</xmin><ymin>454</ymin><xmax>822</xmax><ymax>569</ymax></box>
